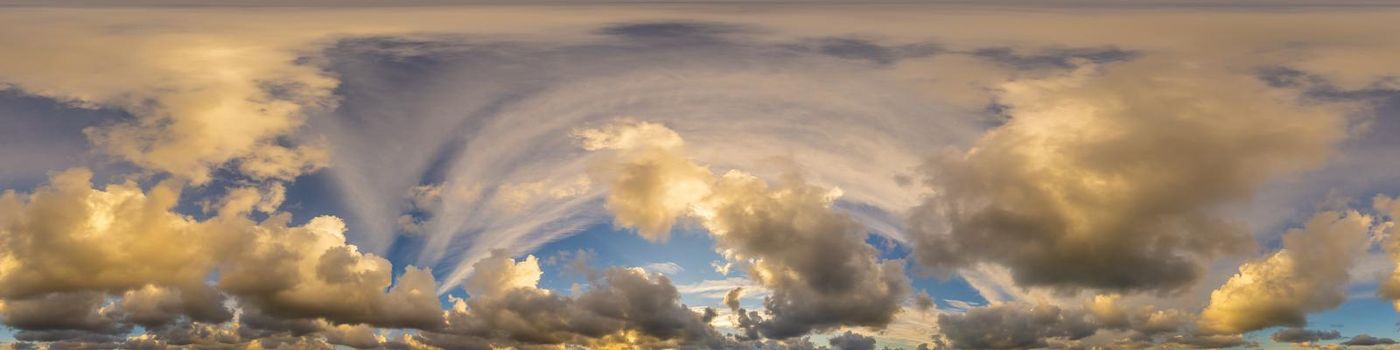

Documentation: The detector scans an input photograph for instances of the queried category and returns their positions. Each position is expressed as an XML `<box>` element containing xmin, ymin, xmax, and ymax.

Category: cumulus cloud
<box><xmin>581</xmin><ymin>121</ymin><xmax>910</xmax><ymax>339</ymax></box>
<box><xmin>0</xmin><ymin>292</ymin><xmax>125</xmax><ymax>335</ymax></box>
<box><xmin>936</xmin><ymin>293</ymin><xmax>1267</xmax><ymax>350</ymax></box>
<box><xmin>213</xmin><ymin>213</ymin><xmax>443</xmax><ymax>330</ymax></box>
<box><xmin>937</xmin><ymin>303</ymin><xmax>1097</xmax><ymax>349</ymax></box>
<box><xmin>909</xmin><ymin>57</ymin><xmax>1351</xmax><ymax>293</ymax></box>
<box><xmin>940</xmin><ymin>205</ymin><xmax>1388</xmax><ymax>348</ymax></box>
<box><xmin>703</xmin><ymin>172</ymin><xmax>911</xmax><ymax>338</ymax></box>
<box><xmin>0</xmin><ymin>169</ymin><xmax>213</xmax><ymax>299</ymax></box>
<box><xmin>423</xmin><ymin>250</ymin><xmax>728</xmax><ymax>348</ymax></box>
<box><xmin>462</xmin><ymin>249</ymin><xmax>543</xmax><ymax>298</ymax></box>
<box><xmin>1373</xmin><ymin>195</ymin><xmax>1400</xmax><ymax>310</ymax></box>
<box><xmin>827</xmin><ymin>331</ymin><xmax>877</xmax><ymax>350</ymax></box>
<box><xmin>944</xmin><ymin>205</ymin><xmax>1393</xmax><ymax>348</ymax></box>
<box><xmin>1084</xmin><ymin>295</ymin><xmax>1195</xmax><ymax>338</ymax></box>
<box><xmin>1199</xmin><ymin>210</ymin><xmax>1376</xmax><ymax>334</ymax></box>
<box><xmin>117</xmin><ymin>284</ymin><xmax>232</xmax><ymax>328</ymax></box>
<box><xmin>0</xmin><ymin>168</ymin><xmax>444</xmax><ymax>342</ymax></box>
<box><xmin>574</xmin><ymin>121</ymin><xmax>712</xmax><ymax>242</ymax></box>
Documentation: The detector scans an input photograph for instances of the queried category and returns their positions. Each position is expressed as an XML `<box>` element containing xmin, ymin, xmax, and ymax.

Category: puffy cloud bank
<box><xmin>580</xmin><ymin>121</ymin><xmax>911</xmax><ymax>339</ymax></box>
<box><xmin>422</xmin><ymin>250</ymin><xmax>728</xmax><ymax>349</ymax></box>
<box><xmin>0</xmin><ymin>168</ymin><xmax>442</xmax><ymax>347</ymax></box>
<box><xmin>908</xmin><ymin>57</ymin><xmax>1351</xmax><ymax>294</ymax></box>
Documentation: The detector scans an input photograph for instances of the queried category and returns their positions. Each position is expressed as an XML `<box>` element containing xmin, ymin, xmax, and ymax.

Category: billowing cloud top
<box><xmin>2</xmin><ymin>2</ymin><xmax>1400</xmax><ymax>350</ymax></box>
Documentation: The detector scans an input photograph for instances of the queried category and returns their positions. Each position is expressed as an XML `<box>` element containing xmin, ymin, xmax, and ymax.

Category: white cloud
<box><xmin>641</xmin><ymin>262</ymin><xmax>685</xmax><ymax>275</ymax></box>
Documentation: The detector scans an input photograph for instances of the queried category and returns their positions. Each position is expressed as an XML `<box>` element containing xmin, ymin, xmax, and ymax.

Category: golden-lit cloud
<box><xmin>909</xmin><ymin>56</ymin><xmax>1352</xmax><ymax>293</ymax></box>
<box><xmin>1373</xmin><ymin>195</ymin><xmax>1400</xmax><ymax>311</ymax></box>
<box><xmin>0</xmin><ymin>169</ymin><xmax>213</xmax><ymax>299</ymax></box>
<box><xmin>574</xmin><ymin>121</ymin><xmax>712</xmax><ymax>242</ymax></box>
<box><xmin>0</xmin><ymin>169</ymin><xmax>444</xmax><ymax>340</ymax></box>
<box><xmin>1200</xmin><ymin>210</ymin><xmax>1378</xmax><ymax>334</ymax></box>
<box><xmin>0</xmin><ymin>16</ymin><xmax>336</xmax><ymax>184</ymax></box>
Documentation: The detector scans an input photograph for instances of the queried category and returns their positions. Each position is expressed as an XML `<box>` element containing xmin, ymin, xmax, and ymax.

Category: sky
<box><xmin>1</xmin><ymin>1</ymin><xmax>1400</xmax><ymax>350</ymax></box>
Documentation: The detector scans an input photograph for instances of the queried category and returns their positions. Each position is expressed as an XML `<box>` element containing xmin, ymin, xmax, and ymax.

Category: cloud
<box><xmin>1343</xmin><ymin>334</ymin><xmax>1398</xmax><ymax>346</ymax></box>
<box><xmin>1270</xmin><ymin>328</ymin><xmax>1342</xmax><ymax>343</ymax></box>
<box><xmin>462</xmin><ymin>249</ymin><xmax>543</xmax><ymax>298</ymax></box>
<box><xmin>969</xmin><ymin>46</ymin><xmax>1136</xmax><ymax>70</ymax></box>
<box><xmin>934</xmin><ymin>203</ymin><xmax>1389</xmax><ymax>348</ymax></box>
<box><xmin>581</xmin><ymin>121</ymin><xmax>911</xmax><ymax>339</ymax></box>
<box><xmin>596</xmin><ymin>21</ymin><xmax>749</xmax><ymax>44</ymax></box>
<box><xmin>641</xmin><ymin>262</ymin><xmax>685</xmax><ymax>275</ymax></box>
<box><xmin>936</xmin><ymin>303</ymin><xmax>1097</xmax><ymax>350</ymax></box>
<box><xmin>675</xmin><ymin>277</ymin><xmax>770</xmax><ymax>300</ymax></box>
<box><xmin>934</xmin><ymin>293</ymin><xmax>1261</xmax><ymax>349</ymax></box>
<box><xmin>425</xmin><ymin>251</ymin><xmax>730</xmax><ymax>348</ymax></box>
<box><xmin>908</xmin><ymin>57</ymin><xmax>1351</xmax><ymax>293</ymax></box>
<box><xmin>1162</xmin><ymin>334</ymin><xmax>1255</xmax><ymax>349</ymax></box>
<box><xmin>318</xmin><ymin>323</ymin><xmax>385</xmax><ymax>349</ymax></box>
<box><xmin>1199</xmin><ymin>210</ymin><xmax>1376</xmax><ymax>334</ymax></box>
<box><xmin>724</xmin><ymin>287</ymin><xmax>746</xmax><ymax>312</ymax></box>
<box><xmin>702</xmin><ymin>172</ymin><xmax>911</xmax><ymax>339</ymax></box>
<box><xmin>213</xmin><ymin>214</ymin><xmax>444</xmax><ymax>330</ymax></box>
<box><xmin>573</xmin><ymin>121</ymin><xmax>712</xmax><ymax>242</ymax></box>
<box><xmin>827</xmin><ymin>331</ymin><xmax>876</xmax><ymax>350</ymax></box>
<box><xmin>322</xmin><ymin>23</ymin><xmax>971</xmax><ymax>271</ymax></box>
<box><xmin>787</xmin><ymin>37</ymin><xmax>941</xmax><ymax>66</ymax></box>
<box><xmin>0</xmin><ymin>13</ymin><xmax>336</xmax><ymax>184</ymax></box>
<box><xmin>1373</xmin><ymin>195</ymin><xmax>1400</xmax><ymax>310</ymax></box>
<box><xmin>0</xmin><ymin>168</ymin><xmax>444</xmax><ymax>341</ymax></box>
<box><xmin>0</xmin><ymin>169</ymin><xmax>213</xmax><ymax>299</ymax></box>
<box><xmin>0</xmin><ymin>292</ymin><xmax>125</xmax><ymax>335</ymax></box>
<box><xmin>116</xmin><ymin>284</ymin><xmax>232</xmax><ymax>328</ymax></box>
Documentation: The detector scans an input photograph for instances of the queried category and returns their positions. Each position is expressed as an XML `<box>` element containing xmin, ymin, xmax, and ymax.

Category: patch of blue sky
<box><xmin>865</xmin><ymin>233</ymin><xmax>989</xmax><ymax>309</ymax></box>
<box><xmin>529</xmin><ymin>223</ymin><xmax>729</xmax><ymax>301</ymax></box>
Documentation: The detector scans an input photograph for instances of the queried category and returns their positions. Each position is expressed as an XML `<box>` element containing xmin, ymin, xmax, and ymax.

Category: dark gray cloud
<box><xmin>827</xmin><ymin>331</ymin><xmax>876</xmax><ymax>350</ymax></box>
<box><xmin>1256</xmin><ymin>66</ymin><xmax>1400</xmax><ymax>102</ymax></box>
<box><xmin>969</xmin><ymin>46</ymin><xmax>1136</xmax><ymax>70</ymax></box>
<box><xmin>597</xmin><ymin>21</ymin><xmax>750</xmax><ymax>44</ymax></box>
<box><xmin>1270</xmin><ymin>328</ymin><xmax>1342</xmax><ymax>343</ymax></box>
<box><xmin>1343</xmin><ymin>334</ymin><xmax>1399</xmax><ymax>346</ymax></box>
<box><xmin>12</xmin><ymin>330</ymin><xmax>125</xmax><ymax>344</ymax></box>
<box><xmin>1162</xmin><ymin>334</ymin><xmax>1255</xmax><ymax>349</ymax></box>
<box><xmin>785</xmin><ymin>38</ymin><xmax>942</xmax><ymax>65</ymax></box>
<box><xmin>937</xmin><ymin>303</ymin><xmax>1097</xmax><ymax>349</ymax></box>
<box><xmin>116</xmin><ymin>284</ymin><xmax>233</xmax><ymax>329</ymax></box>
<box><xmin>0</xmin><ymin>292</ymin><xmax>126</xmax><ymax>334</ymax></box>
